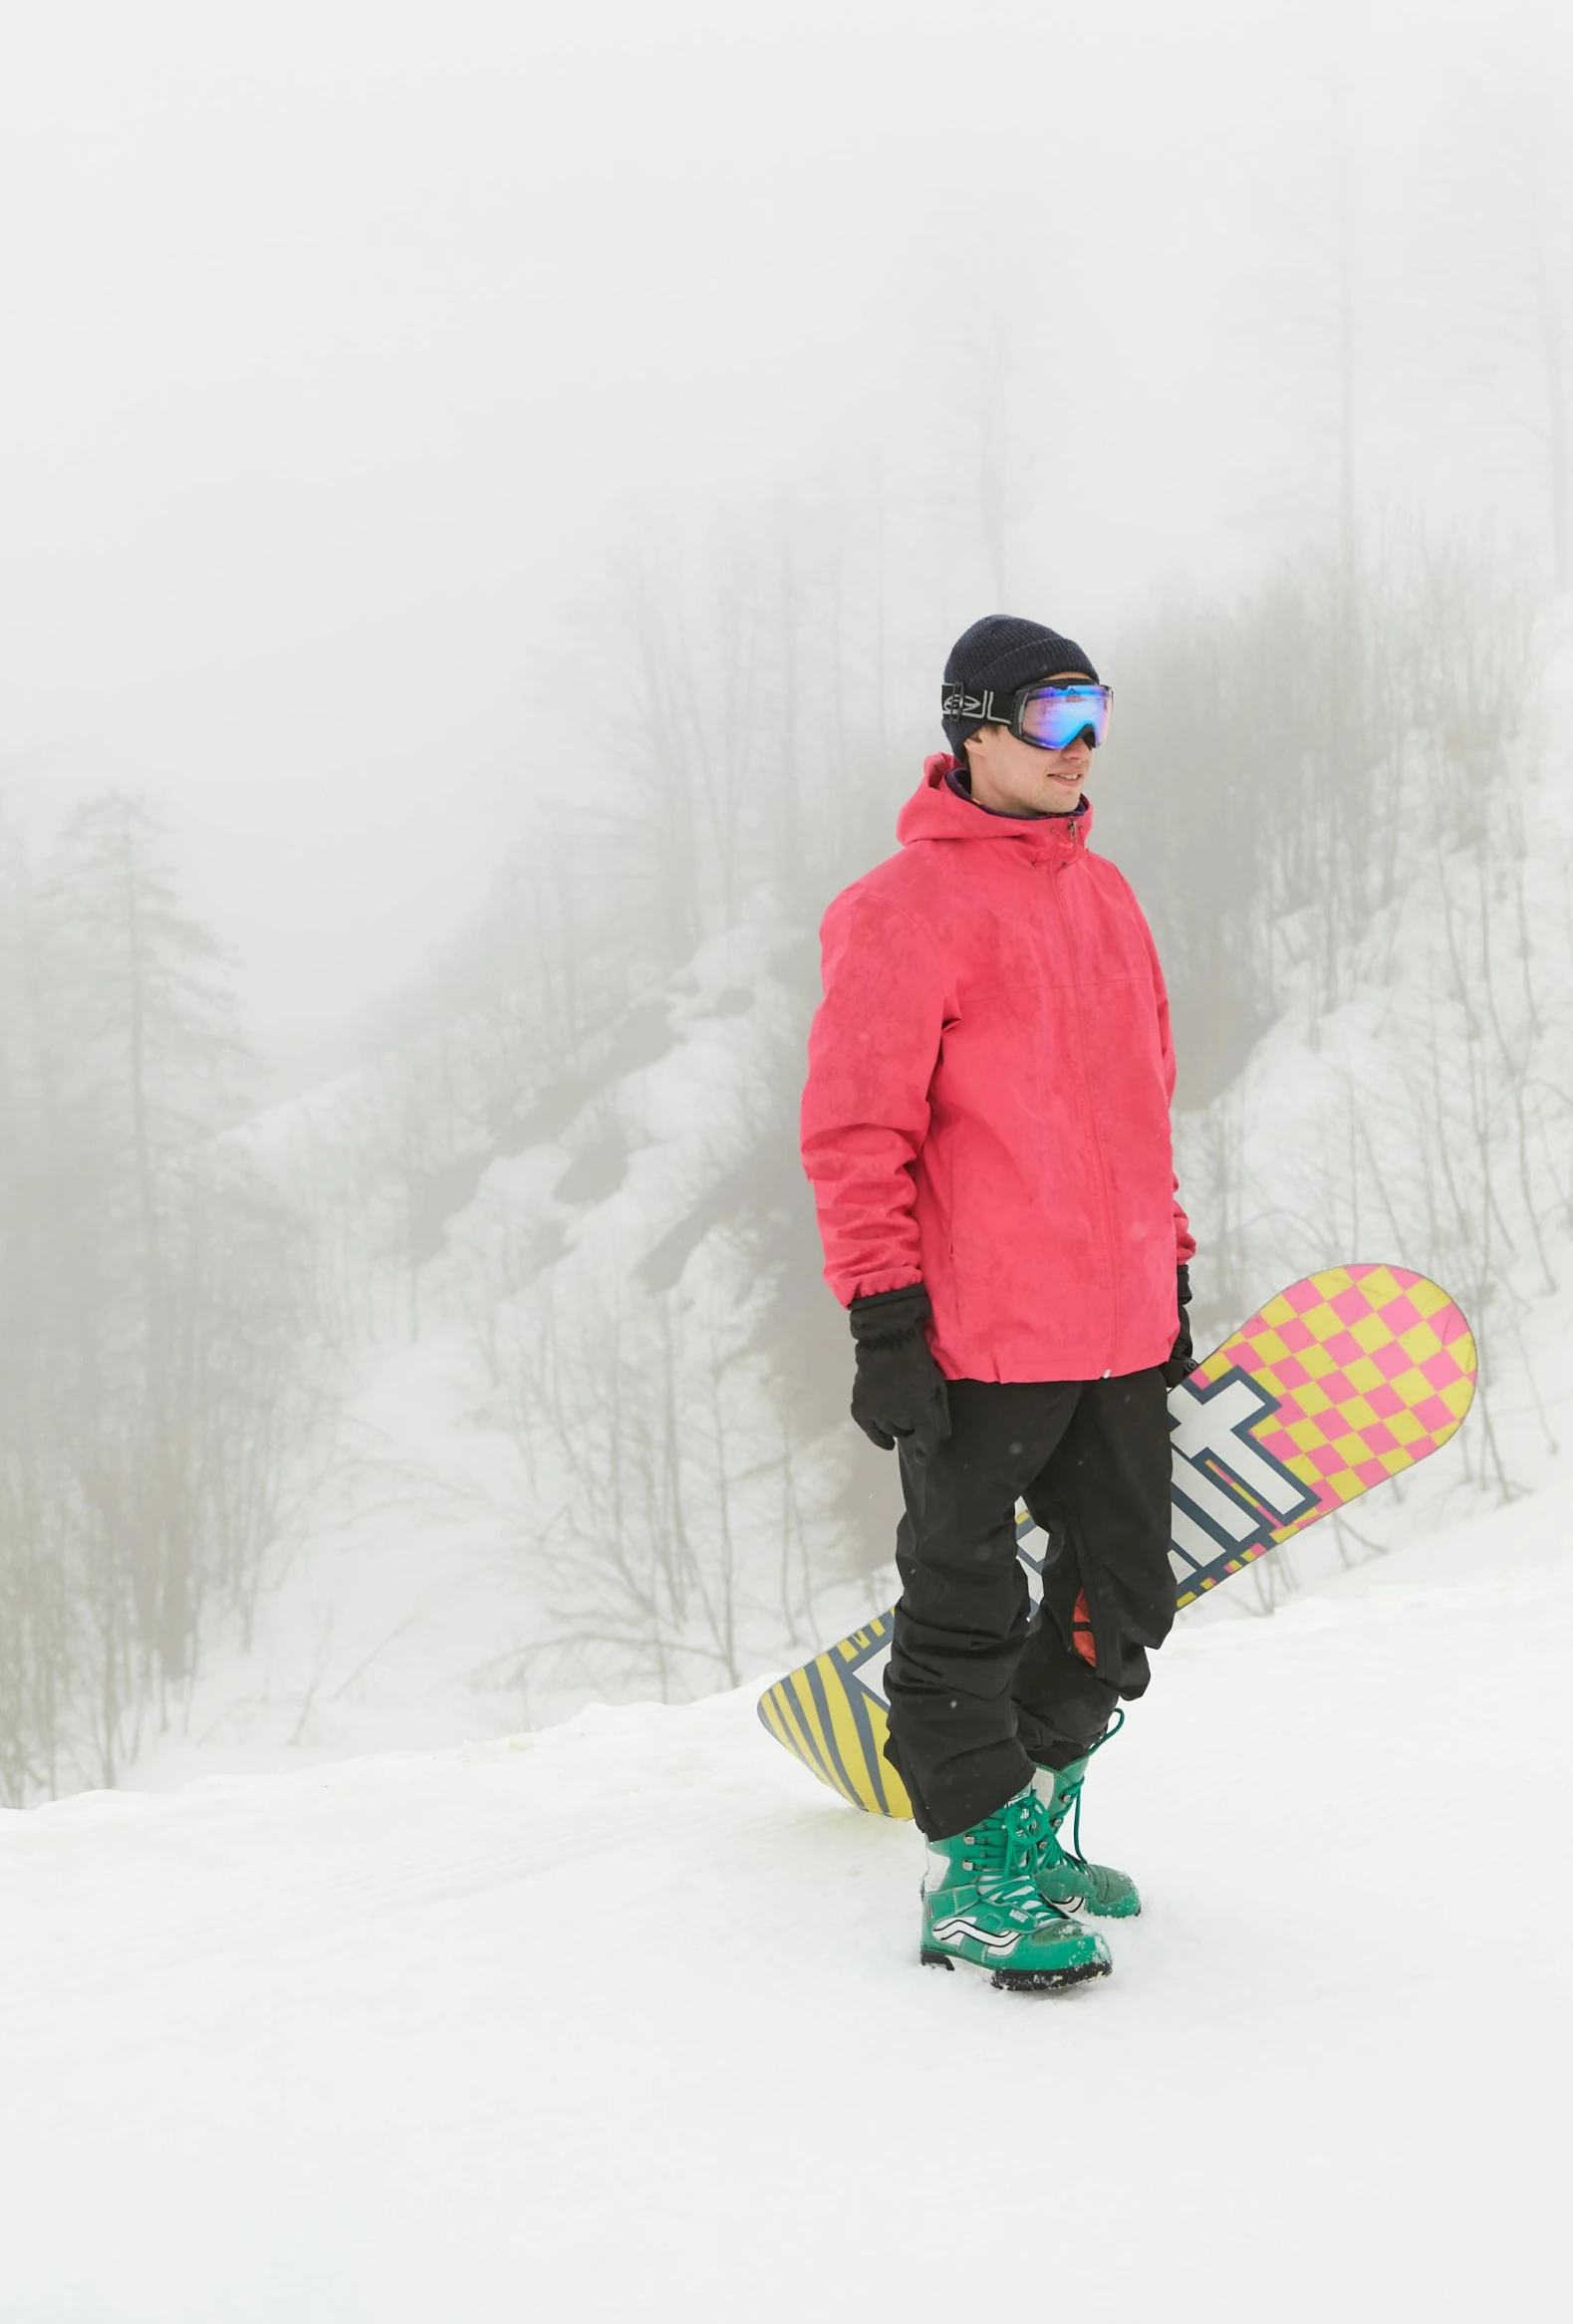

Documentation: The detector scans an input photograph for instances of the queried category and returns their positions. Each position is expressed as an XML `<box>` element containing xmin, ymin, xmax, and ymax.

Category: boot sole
<box><xmin>920</xmin><ymin>1945</ymin><xmax>1112</xmax><ymax>1992</ymax></box>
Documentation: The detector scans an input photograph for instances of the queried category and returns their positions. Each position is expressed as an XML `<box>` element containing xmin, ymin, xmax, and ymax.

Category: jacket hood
<box><xmin>898</xmin><ymin>753</ymin><xmax>1094</xmax><ymax>856</ymax></box>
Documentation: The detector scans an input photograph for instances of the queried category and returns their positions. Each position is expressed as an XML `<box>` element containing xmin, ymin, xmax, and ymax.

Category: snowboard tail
<box><xmin>759</xmin><ymin>1264</ymin><xmax>1476</xmax><ymax>1820</ymax></box>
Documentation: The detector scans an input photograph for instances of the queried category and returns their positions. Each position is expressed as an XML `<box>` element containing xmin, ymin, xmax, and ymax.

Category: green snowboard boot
<box><xmin>920</xmin><ymin>1786</ymin><xmax>1113</xmax><ymax>1990</ymax></box>
<box><xmin>1029</xmin><ymin>1736</ymin><xmax>1142</xmax><ymax>1920</ymax></box>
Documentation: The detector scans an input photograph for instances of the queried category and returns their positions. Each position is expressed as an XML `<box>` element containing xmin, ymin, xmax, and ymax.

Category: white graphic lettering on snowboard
<box><xmin>1166</xmin><ymin>1367</ymin><xmax>1319</xmax><ymax>1587</ymax></box>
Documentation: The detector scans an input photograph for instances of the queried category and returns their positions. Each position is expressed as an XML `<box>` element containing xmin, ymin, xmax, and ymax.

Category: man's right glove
<box><xmin>848</xmin><ymin>1282</ymin><xmax>951</xmax><ymax>1464</ymax></box>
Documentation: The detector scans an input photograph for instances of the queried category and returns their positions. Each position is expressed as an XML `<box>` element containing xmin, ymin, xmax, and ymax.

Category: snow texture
<box><xmin>3</xmin><ymin>1483</ymin><xmax>1567</xmax><ymax>2320</ymax></box>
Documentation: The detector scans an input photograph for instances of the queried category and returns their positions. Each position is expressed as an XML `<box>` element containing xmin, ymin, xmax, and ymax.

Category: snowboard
<box><xmin>758</xmin><ymin>1263</ymin><xmax>1476</xmax><ymax>1819</ymax></box>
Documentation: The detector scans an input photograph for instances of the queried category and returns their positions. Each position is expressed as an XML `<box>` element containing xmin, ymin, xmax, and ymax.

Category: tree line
<box><xmin>0</xmin><ymin>797</ymin><xmax>316</xmax><ymax>1798</ymax></box>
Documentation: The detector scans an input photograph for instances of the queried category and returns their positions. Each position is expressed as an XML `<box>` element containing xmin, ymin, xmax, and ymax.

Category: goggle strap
<box><xmin>941</xmin><ymin>684</ymin><xmax>1003</xmax><ymax>723</ymax></box>
<box><xmin>940</xmin><ymin>682</ymin><xmax>1104</xmax><ymax>722</ymax></box>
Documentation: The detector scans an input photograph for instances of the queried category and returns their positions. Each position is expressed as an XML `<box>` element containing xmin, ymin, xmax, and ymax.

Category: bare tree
<box><xmin>0</xmin><ymin>794</ymin><xmax>317</xmax><ymax>1797</ymax></box>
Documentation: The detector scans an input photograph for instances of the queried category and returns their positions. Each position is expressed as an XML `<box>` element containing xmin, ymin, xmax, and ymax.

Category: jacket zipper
<box><xmin>1046</xmin><ymin>847</ymin><xmax>1119</xmax><ymax>1375</ymax></box>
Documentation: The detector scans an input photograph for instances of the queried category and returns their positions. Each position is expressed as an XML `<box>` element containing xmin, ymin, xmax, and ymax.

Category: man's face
<box><xmin>962</xmin><ymin>671</ymin><xmax>1096</xmax><ymax>817</ymax></box>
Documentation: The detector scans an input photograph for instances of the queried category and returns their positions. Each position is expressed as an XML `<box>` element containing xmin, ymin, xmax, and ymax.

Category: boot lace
<box><xmin>962</xmin><ymin>1794</ymin><xmax>1055</xmax><ymax>1916</ymax></box>
<box><xmin>1056</xmin><ymin>1708</ymin><xmax>1125</xmax><ymax>1867</ymax></box>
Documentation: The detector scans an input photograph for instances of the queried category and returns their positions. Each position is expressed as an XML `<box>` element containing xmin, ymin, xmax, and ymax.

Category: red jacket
<box><xmin>801</xmin><ymin>754</ymin><xmax>1193</xmax><ymax>1384</ymax></box>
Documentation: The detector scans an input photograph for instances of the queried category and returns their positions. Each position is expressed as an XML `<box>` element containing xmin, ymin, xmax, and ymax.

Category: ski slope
<box><xmin>4</xmin><ymin>1484</ymin><xmax>1567</xmax><ymax>2322</ymax></box>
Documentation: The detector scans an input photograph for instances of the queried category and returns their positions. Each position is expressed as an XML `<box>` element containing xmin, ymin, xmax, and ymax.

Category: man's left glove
<box><xmin>1161</xmin><ymin>1262</ymin><xmax>1196</xmax><ymax>1390</ymax></box>
<box><xmin>848</xmin><ymin>1282</ymin><xmax>951</xmax><ymax>1464</ymax></box>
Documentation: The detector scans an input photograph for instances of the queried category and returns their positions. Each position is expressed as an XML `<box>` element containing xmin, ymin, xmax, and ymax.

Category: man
<box><xmin>800</xmin><ymin>614</ymin><xmax>1194</xmax><ymax>1991</ymax></box>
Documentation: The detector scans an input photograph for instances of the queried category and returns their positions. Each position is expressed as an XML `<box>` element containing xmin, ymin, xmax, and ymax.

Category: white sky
<box><xmin>0</xmin><ymin>0</ymin><xmax>1566</xmax><ymax>1083</ymax></box>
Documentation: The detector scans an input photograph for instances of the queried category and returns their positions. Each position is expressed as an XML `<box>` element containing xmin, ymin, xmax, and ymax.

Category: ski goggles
<box><xmin>940</xmin><ymin>679</ymin><xmax>1113</xmax><ymax>752</ymax></box>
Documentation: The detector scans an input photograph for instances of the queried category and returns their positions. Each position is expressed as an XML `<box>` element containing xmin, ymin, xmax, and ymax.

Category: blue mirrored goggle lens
<box><xmin>1017</xmin><ymin>684</ymin><xmax>1112</xmax><ymax>751</ymax></box>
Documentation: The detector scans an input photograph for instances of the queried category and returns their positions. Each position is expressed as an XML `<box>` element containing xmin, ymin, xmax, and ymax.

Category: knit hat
<box><xmin>941</xmin><ymin>615</ymin><xmax>1099</xmax><ymax>757</ymax></box>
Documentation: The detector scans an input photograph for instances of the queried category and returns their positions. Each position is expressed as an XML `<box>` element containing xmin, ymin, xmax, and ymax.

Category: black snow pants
<box><xmin>884</xmin><ymin>1371</ymin><xmax>1177</xmax><ymax>1840</ymax></box>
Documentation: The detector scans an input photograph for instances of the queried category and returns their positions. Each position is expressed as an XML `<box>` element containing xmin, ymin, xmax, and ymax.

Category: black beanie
<box><xmin>941</xmin><ymin>615</ymin><xmax>1099</xmax><ymax>757</ymax></box>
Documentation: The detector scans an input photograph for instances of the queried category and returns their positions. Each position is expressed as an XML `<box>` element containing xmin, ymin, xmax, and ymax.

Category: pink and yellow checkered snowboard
<box><xmin>758</xmin><ymin>1264</ymin><xmax>1476</xmax><ymax>1818</ymax></box>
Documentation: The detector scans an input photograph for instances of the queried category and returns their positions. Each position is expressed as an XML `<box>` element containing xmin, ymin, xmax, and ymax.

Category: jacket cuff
<box><xmin>848</xmin><ymin>1282</ymin><xmax>930</xmax><ymax>1344</ymax></box>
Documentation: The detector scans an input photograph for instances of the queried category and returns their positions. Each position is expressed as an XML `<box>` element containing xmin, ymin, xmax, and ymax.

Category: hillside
<box><xmin>1175</xmin><ymin>599</ymin><xmax>1573</xmax><ymax>1591</ymax></box>
<box><xmin>124</xmin><ymin>611</ymin><xmax>1573</xmax><ymax>1786</ymax></box>
<box><xmin>138</xmin><ymin>909</ymin><xmax>887</xmax><ymax>1785</ymax></box>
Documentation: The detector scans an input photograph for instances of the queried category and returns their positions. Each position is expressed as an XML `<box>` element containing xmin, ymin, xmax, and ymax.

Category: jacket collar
<box><xmin>897</xmin><ymin>752</ymin><xmax>1092</xmax><ymax>858</ymax></box>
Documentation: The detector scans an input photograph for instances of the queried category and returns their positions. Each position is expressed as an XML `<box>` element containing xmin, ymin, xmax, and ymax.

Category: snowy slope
<box><xmin>142</xmin><ymin>911</ymin><xmax>859</xmax><ymax>1784</ymax></box>
<box><xmin>6</xmin><ymin>1485</ymin><xmax>1568</xmax><ymax>2323</ymax></box>
<box><xmin>1172</xmin><ymin>606</ymin><xmax>1573</xmax><ymax>1604</ymax></box>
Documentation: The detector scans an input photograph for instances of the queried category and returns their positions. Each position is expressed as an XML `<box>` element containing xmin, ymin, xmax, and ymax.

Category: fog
<box><xmin>3</xmin><ymin>0</ymin><xmax>1567</xmax><ymax>1079</ymax></box>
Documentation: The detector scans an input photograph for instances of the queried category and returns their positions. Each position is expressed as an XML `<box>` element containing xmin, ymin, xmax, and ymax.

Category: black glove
<box><xmin>1161</xmin><ymin>1262</ymin><xmax>1196</xmax><ymax>1389</ymax></box>
<box><xmin>848</xmin><ymin>1283</ymin><xmax>951</xmax><ymax>1463</ymax></box>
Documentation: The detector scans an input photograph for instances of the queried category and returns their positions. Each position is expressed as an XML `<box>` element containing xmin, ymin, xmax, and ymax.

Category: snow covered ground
<box><xmin>5</xmin><ymin>1476</ymin><xmax>1567</xmax><ymax>2322</ymax></box>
